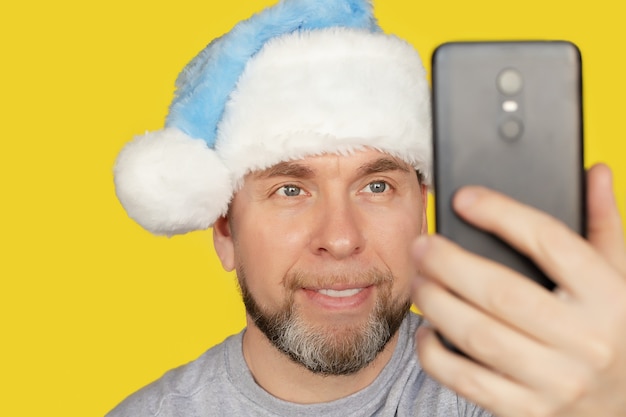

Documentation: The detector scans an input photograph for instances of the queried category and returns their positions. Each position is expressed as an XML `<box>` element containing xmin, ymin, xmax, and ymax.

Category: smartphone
<box><xmin>431</xmin><ymin>41</ymin><xmax>585</xmax><ymax>353</ymax></box>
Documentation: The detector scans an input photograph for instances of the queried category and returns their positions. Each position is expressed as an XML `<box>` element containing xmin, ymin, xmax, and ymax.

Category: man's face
<box><xmin>213</xmin><ymin>149</ymin><xmax>428</xmax><ymax>375</ymax></box>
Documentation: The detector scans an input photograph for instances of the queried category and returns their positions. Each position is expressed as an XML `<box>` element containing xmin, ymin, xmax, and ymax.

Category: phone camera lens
<box><xmin>499</xmin><ymin>118</ymin><xmax>523</xmax><ymax>141</ymax></box>
<box><xmin>497</xmin><ymin>68</ymin><xmax>523</xmax><ymax>96</ymax></box>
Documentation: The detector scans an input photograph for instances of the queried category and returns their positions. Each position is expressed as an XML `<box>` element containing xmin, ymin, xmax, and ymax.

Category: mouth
<box><xmin>316</xmin><ymin>288</ymin><xmax>365</xmax><ymax>298</ymax></box>
<box><xmin>299</xmin><ymin>285</ymin><xmax>375</xmax><ymax>311</ymax></box>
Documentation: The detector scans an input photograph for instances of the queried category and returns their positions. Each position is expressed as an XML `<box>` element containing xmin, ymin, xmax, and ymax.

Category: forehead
<box><xmin>249</xmin><ymin>149</ymin><xmax>413</xmax><ymax>180</ymax></box>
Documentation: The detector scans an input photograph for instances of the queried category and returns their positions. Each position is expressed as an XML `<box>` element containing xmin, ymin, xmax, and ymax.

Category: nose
<box><xmin>310</xmin><ymin>195</ymin><xmax>365</xmax><ymax>260</ymax></box>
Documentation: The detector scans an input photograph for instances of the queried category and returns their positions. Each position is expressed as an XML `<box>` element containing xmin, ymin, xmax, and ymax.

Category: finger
<box><xmin>417</xmin><ymin>325</ymin><xmax>600</xmax><ymax>417</ymax></box>
<box><xmin>416</xmin><ymin>325</ymin><xmax>541</xmax><ymax>417</ymax></box>
<box><xmin>586</xmin><ymin>164</ymin><xmax>626</xmax><ymax>273</ymax></box>
<box><xmin>412</xmin><ymin>235</ymin><xmax>581</xmax><ymax>349</ymax></box>
<box><xmin>413</xmin><ymin>270</ymin><xmax>587</xmax><ymax>394</ymax></box>
<box><xmin>451</xmin><ymin>186</ymin><xmax>620</xmax><ymax>301</ymax></box>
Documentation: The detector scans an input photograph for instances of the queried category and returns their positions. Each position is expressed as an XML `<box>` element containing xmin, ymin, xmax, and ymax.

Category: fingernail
<box><xmin>412</xmin><ymin>273</ymin><xmax>424</xmax><ymax>288</ymax></box>
<box><xmin>412</xmin><ymin>235</ymin><xmax>429</xmax><ymax>260</ymax></box>
<box><xmin>453</xmin><ymin>188</ymin><xmax>478</xmax><ymax>210</ymax></box>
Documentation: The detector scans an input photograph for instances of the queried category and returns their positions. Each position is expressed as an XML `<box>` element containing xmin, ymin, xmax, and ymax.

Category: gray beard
<box><xmin>238</xmin><ymin>267</ymin><xmax>411</xmax><ymax>376</ymax></box>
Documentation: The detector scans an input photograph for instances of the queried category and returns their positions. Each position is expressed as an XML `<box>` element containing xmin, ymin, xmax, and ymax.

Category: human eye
<box><xmin>275</xmin><ymin>184</ymin><xmax>303</xmax><ymax>197</ymax></box>
<box><xmin>361</xmin><ymin>180</ymin><xmax>390</xmax><ymax>194</ymax></box>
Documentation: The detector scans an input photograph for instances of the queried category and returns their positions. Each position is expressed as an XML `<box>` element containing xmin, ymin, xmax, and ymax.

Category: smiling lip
<box><xmin>300</xmin><ymin>285</ymin><xmax>374</xmax><ymax>310</ymax></box>
<box><xmin>317</xmin><ymin>288</ymin><xmax>364</xmax><ymax>298</ymax></box>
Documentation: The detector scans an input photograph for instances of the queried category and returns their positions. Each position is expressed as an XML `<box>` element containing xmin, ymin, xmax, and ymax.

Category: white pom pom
<box><xmin>114</xmin><ymin>128</ymin><xmax>233</xmax><ymax>236</ymax></box>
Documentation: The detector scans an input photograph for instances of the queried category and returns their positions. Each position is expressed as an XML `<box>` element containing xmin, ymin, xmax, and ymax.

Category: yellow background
<box><xmin>1</xmin><ymin>0</ymin><xmax>624</xmax><ymax>415</ymax></box>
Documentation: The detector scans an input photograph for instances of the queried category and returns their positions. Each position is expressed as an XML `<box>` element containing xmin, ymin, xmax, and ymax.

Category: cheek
<box><xmin>239</xmin><ymin>215</ymin><xmax>309</xmax><ymax>259</ymax></box>
<box><xmin>367</xmin><ymin>204</ymin><xmax>424</xmax><ymax>290</ymax></box>
<box><xmin>233</xmin><ymin>214</ymin><xmax>311</xmax><ymax>304</ymax></box>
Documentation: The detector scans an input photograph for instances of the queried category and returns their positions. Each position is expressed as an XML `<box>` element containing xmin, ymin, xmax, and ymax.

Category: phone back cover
<box><xmin>432</xmin><ymin>41</ymin><xmax>585</xmax><ymax>289</ymax></box>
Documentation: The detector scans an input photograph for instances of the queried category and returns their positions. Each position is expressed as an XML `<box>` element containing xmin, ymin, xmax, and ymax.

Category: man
<box><xmin>109</xmin><ymin>0</ymin><xmax>626</xmax><ymax>416</ymax></box>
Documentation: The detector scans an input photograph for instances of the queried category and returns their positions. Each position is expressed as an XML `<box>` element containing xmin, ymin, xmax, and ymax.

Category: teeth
<box><xmin>317</xmin><ymin>288</ymin><xmax>363</xmax><ymax>298</ymax></box>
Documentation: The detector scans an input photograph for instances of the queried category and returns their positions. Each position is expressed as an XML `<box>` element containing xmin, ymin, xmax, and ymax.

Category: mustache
<box><xmin>283</xmin><ymin>268</ymin><xmax>394</xmax><ymax>291</ymax></box>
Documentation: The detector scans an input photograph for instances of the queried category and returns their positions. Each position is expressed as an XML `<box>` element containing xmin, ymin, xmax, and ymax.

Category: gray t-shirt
<box><xmin>106</xmin><ymin>313</ymin><xmax>491</xmax><ymax>416</ymax></box>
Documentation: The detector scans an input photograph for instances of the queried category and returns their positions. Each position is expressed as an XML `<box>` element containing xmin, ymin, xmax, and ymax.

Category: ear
<box><xmin>420</xmin><ymin>184</ymin><xmax>429</xmax><ymax>235</ymax></box>
<box><xmin>212</xmin><ymin>215</ymin><xmax>235</xmax><ymax>272</ymax></box>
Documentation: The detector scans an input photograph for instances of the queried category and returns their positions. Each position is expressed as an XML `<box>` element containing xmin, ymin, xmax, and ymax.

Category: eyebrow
<box><xmin>257</xmin><ymin>161</ymin><xmax>315</xmax><ymax>179</ymax></box>
<box><xmin>357</xmin><ymin>157</ymin><xmax>411</xmax><ymax>176</ymax></box>
<box><xmin>256</xmin><ymin>156</ymin><xmax>411</xmax><ymax>180</ymax></box>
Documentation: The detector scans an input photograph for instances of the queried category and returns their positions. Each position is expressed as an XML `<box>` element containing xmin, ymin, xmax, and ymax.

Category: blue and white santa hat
<box><xmin>114</xmin><ymin>0</ymin><xmax>432</xmax><ymax>236</ymax></box>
